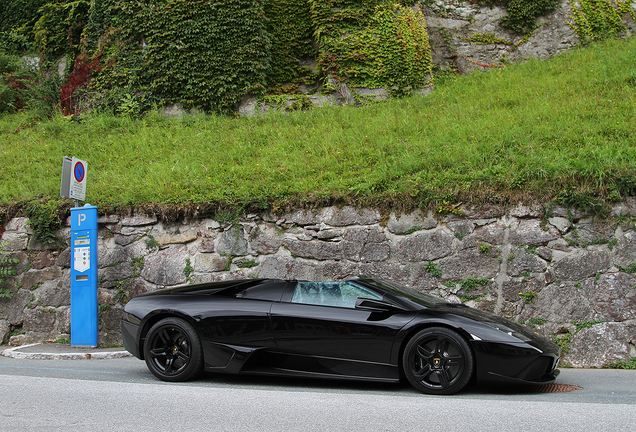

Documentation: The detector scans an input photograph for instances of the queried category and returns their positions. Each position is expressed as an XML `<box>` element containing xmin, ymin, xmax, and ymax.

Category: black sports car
<box><xmin>121</xmin><ymin>276</ymin><xmax>560</xmax><ymax>395</ymax></box>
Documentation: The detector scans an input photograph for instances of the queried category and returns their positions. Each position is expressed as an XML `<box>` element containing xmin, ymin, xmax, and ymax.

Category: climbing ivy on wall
<box><xmin>264</xmin><ymin>0</ymin><xmax>316</xmax><ymax>90</ymax></box>
<box><xmin>476</xmin><ymin>0</ymin><xmax>558</xmax><ymax>34</ymax></box>
<box><xmin>91</xmin><ymin>0</ymin><xmax>271</xmax><ymax>113</ymax></box>
<box><xmin>0</xmin><ymin>0</ymin><xmax>49</xmax><ymax>53</ymax></box>
<box><xmin>310</xmin><ymin>0</ymin><xmax>433</xmax><ymax>97</ymax></box>
<box><xmin>33</xmin><ymin>1</ymin><xmax>90</xmax><ymax>65</ymax></box>
<box><xmin>568</xmin><ymin>0</ymin><xmax>636</xmax><ymax>42</ymax></box>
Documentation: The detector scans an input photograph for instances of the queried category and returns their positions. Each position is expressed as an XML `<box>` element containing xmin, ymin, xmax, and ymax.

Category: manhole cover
<box><xmin>527</xmin><ymin>383</ymin><xmax>582</xmax><ymax>393</ymax></box>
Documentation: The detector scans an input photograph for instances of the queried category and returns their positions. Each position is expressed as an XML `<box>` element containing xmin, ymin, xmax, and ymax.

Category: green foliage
<box><xmin>568</xmin><ymin>0</ymin><xmax>636</xmax><ymax>43</ymax></box>
<box><xmin>574</xmin><ymin>320</ymin><xmax>604</xmax><ymax>331</ymax></box>
<box><xmin>617</xmin><ymin>263</ymin><xmax>636</xmax><ymax>273</ymax></box>
<box><xmin>603</xmin><ymin>357</ymin><xmax>636</xmax><ymax>369</ymax></box>
<box><xmin>25</xmin><ymin>200</ymin><xmax>64</xmax><ymax>245</ymax></box>
<box><xmin>554</xmin><ymin>330</ymin><xmax>573</xmax><ymax>354</ymax></box>
<box><xmin>479</xmin><ymin>243</ymin><xmax>492</xmax><ymax>254</ymax></box>
<box><xmin>237</xmin><ymin>259</ymin><xmax>259</xmax><ymax>269</ymax></box>
<box><xmin>92</xmin><ymin>0</ymin><xmax>271</xmax><ymax>114</ymax></box>
<box><xmin>0</xmin><ymin>0</ymin><xmax>49</xmax><ymax>53</ymax></box>
<box><xmin>0</xmin><ymin>243</ymin><xmax>20</xmax><ymax>296</ymax></box>
<box><xmin>1</xmin><ymin>37</ymin><xmax>635</xmax><ymax>210</ymax></box>
<box><xmin>184</xmin><ymin>258</ymin><xmax>193</xmax><ymax>284</ymax></box>
<box><xmin>264</xmin><ymin>0</ymin><xmax>316</xmax><ymax>89</ymax></box>
<box><xmin>460</xmin><ymin>277</ymin><xmax>490</xmax><ymax>291</ymax></box>
<box><xmin>33</xmin><ymin>1</ymin><xmax>90</xmax><ymax>64</ymax></box>
<box><xmin>425</xmin><ymin>261</ymin><xmax>442</xmax><ymax>278</ymax></box>
<box><xmin>527</xmin><ymin>317</ymin><xmax>547</xmax><ymax>326</ymax></box>
<box><xmin>519</xmin><ymin>290</ymin><xmax>537</xmax><ymax>303</ymax></box>
<box><xmin>476</xmin><ymin>0</ymin><xmax>558</xmax><ymax>34</ymax></box>
<box><xmin>311</xmin><ymin>1</ymin><xmax>433</xmax><ymax>97</ymax></box>
<box><xmin>466</xmin><ymin>33</ymin><xmax>512</xmax><ymax>45</ymax></box>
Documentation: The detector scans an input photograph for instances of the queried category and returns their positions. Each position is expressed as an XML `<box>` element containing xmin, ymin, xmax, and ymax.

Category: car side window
<box><xmin>291</xmin><ymin>282</ymin><xmax>382</xmax><ymax>308</ymax></box>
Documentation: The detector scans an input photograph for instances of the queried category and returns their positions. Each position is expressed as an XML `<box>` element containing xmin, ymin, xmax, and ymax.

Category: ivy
<box><xmin>568</xmin><ymin>0</ymin><xmax>636</xmax><ymax>43</ymax></box>
<box><xmin>264</xmin><ymin>0</ymin><xmax>316</xmax><ymax>89</ymax></box>
<box><xmin>91</xmin><ymin>0</ymin><xmax>271</xmax><ymax>113</ymax></box>
<box><xmin>311</xmin><ymin>1</ymin><xmax>433</xmax><ymax>97</ymax></box>
<box><xmin>33</xmin><ymin>1</ymin><xmax>91</xmax><ymax>65</ymax></box>
<box><xmin>476</xmin><ymin>0</ymin><xmax>558</xmax><ymax>35</ymax></box>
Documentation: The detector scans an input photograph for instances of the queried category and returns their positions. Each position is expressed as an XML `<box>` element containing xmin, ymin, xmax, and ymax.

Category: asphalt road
<box><xmin>1</xmin><ymin>355</ymin><xmax>635</xmax><ymax>432</ymax></box>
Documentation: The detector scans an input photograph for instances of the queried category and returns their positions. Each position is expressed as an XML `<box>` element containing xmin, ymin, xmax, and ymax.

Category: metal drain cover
<box><xmin>527</xmin><ymin>383</ymin><xmax>582</xmax><ymax>393</ymax></box>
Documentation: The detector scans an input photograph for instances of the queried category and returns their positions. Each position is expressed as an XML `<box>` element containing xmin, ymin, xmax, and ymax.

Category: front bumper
<box><xmin>121</xmin><ymin>319</ymin><xmax>141</xmax><ymax>359</ymax></box>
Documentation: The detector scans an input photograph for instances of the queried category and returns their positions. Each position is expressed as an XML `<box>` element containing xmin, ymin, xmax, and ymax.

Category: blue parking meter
<box><xmin>70</xmin><ymin>204</ymin><xmax>98</xmax><ymax>347</ymax></box>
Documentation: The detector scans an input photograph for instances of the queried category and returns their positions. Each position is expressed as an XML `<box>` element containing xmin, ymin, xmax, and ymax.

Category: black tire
<box><xmin>403</xmin><ymin>327</ymin><xmax>473</xmax><ymax>395</ymax></box>
<box><xmin>143</xmin><ymin>317</ymin><xmax>203</xmax><ymax>382</ymax></box>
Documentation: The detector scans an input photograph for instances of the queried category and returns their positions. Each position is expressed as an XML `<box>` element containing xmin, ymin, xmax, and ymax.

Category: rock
<box><xmin>567</xmin><ymin>322</ymin><xmax>636</xmax><ymax>368</ymax></box>
<box><xmin>394</xmin><ymin>230</ymin><xmax>454</xmax><ymax>262</ymax></box>
<box><xmin>509</xmin><ymin>220</ymin><xmax>560</xmax><ymax>246</ymax></box>
<box><xmin>520</xmin><ymin>281</ymin><xmax>595</xmax><ymax>323</ymax></box>
<box><xmin>549</xmin><ymin>217</ymin><xmax>571</xmax><ymax>233</ymax></box>
<box><xmin>140</xmin><ymin>245</ymin><xmax>188</xmax><ymax>286</ymax></box>
<box><xmin>250</xmin><ymin>223</ymin><xmax>283</xmax><ymax>254</ymax></box>
<box><xmin>551</xmin><ymin>250</ymin><xmax>611</xmax><ymax>281</ymax></box>
<box><xmin>342</xmin><ymin>227</ymin><xmax>389</xmax><ymax>262</ymax></box>
<box><xmin>195</xmin><ymin>253</ymin><xmax>230</xmax><ymax>273</ymax></box>
<box><xmin>387</xmin><ymin>211</ymin><xmax>431</xmax><ymax>234</ymax></box>
<box><xmin>588</xmin><ymin>273</ymin><xmax>636</xmax><ymax>322</ymax></box>
<box><xmin>439</xmin><ymin>248</ymin><xmax>500</xmax><ymax>280</ymax></box>
<box><xmin>612</xmin><ymin>231</ymin><xmax>636</xmax><ymax>269</ymax></box>
<box><xmin>217</xmin><ymin>226</ymin><xmax>248</xmax><ymax>256</ymax></box>
<box><xmin>283</xmin><ymin>239</ymin><xmax>342</xmax><ymax>261</ymax></box>
<box><xmin>258</xmin><ymin>256</ymin><xmax>318</xmax><ymax>280</ymax></box>
<box><xmin>507</xmin><ymin>247</ymin><xmax>548</xmax><ymax>276</ymax></box>
<box><xmin>322</xmin><ymin>207</ymin><xmax>380</xmax><ymax>227</ymax></box>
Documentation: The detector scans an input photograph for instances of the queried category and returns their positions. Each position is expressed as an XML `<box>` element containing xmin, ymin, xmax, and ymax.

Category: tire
<box><xmin>403</xmin><ymin>327</ymin><xmax>473</xmax><ymax>395</ymax></box>
<box><xmin>143</xmin><ymin>317</ymin><xmax>203</xmax><ymax>382</ymax></box>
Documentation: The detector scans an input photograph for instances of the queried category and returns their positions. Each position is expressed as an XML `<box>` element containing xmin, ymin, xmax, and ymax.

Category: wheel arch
<box><xmin>137</xmin><ymin>310</ymin><xmax>201</xmax><ymax>360</ymax></box>
<box><xmin>395</xmin><ymin>321</ymin><xmax>477</xmax><ymax>380</ymax></box>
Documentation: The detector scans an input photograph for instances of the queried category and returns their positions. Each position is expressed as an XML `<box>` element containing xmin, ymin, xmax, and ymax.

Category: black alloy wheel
<box><xmin>403</xmin><ymin>327</ymin><xmax>473</xmax><ymax>395</ymax></box>
<box><xmin>143</xmin><ymin>317</ymin><xmax>203</xmax><ymax>382</ymax></box>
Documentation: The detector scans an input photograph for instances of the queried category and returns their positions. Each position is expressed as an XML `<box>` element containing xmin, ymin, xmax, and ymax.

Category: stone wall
<box><xmin>2</xmin><ymin>202</ymin><xmax>636</xmax><ymax>367</ymax></box>
<box><xmin>423</xmin><ymin>0</ymin><xmax>636</xmax><ymax>74</ymax></box>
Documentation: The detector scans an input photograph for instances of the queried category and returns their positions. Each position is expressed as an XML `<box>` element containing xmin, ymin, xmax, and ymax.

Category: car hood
<box><xmin>433</xmin><ymin>304</ymin><xmax>557</xmax><ymax>350</ymax></box>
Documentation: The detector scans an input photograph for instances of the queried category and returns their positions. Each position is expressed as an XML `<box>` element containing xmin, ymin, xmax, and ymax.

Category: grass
<box><xmin>1</xmin><ymin>37</ymin><xmax>635</xmax><ymax>214</ymax></box>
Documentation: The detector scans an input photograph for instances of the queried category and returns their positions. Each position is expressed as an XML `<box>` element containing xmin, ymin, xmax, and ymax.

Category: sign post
<box><xmin>60</xmin><ymin>156</ymin><xmax>87</xmax><ymax>207</ymax></box>
<box><xmin>62</xmin><ymin>156</ymin><xmax>98</xmax><ymax>347</ymax></box>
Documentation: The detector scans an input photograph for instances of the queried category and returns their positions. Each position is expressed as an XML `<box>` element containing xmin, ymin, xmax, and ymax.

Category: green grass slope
<box><xmin>1</xmin><ymin>37</ymin><xmax>635</xmax><ymax>216</ymax></box>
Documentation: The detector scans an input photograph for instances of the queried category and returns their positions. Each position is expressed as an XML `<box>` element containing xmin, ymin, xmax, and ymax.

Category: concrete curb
<box><xmin>0</xmin><ymin>343</ymin><xmax>132</xmax><ymax>360</ymax></box>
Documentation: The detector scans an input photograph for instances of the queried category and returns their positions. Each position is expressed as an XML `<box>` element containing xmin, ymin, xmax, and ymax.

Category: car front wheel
<box><xmin>143</xmin><ymin>317</ymin><xmax>203</xmax><ymax>382</ymax></box>
<box><xmin>403</xmin><ymin>327</ymin><xmax>473</xmax><ymax>395</ymax></box>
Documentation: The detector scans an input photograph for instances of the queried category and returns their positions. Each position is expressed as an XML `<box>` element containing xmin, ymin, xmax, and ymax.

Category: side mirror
<box><xmin>355</xmin><ymin>298</ymin><xmax>403</xmax><ymax>313</ymax></box>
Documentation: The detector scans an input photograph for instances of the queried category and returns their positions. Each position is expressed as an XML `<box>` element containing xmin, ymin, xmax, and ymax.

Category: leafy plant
<box><xmin>425</xmin><ymin>261</ymin><xmax>442</xmax><ymax>278</ymax></box>
<box><xmin>0</xmin><ymin>243</ymin><xmax>20</xmax><ymax>294</ymax></box>
<box><xmin>603</xmin><ymin>357</ymin><xmax>636</xmax><ymax>369</ymax></box>
<box><xmin>25</xmin><ymin>200</ymin><xmax>64</xmax><ymax>245</ymax></box>
<box><xmin>519</xmin><ymin>290</ymin><xmax>537</xmax><ymax>303</ymax></box>
<box><xmin>479</xmin><ymin>243</ymin><xmax>492</xmax><ymax>254</ymax></box>
<box><xmin>184</xmin><ymin>258</ymin><xmax>194</xmax><ymax>284</ymax></box>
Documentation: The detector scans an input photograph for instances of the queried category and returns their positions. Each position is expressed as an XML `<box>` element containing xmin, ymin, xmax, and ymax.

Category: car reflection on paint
<box><xmin>121</xmin><ymin>276</ymin><xmax>560</xmax><ymax>395</ymax></box>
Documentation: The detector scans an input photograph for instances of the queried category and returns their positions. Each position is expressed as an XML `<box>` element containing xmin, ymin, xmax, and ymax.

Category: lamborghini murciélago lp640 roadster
<box><xmin>121</xmin><ymin>276</ymin><xmax>560</xmax><ymax>395</ymax></box>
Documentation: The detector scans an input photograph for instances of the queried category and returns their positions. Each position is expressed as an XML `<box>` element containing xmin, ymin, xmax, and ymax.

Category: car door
<box><xmin>270</xmin><ymin>281</ymin><xmax>414</xmax><ymax>366</ymax></box>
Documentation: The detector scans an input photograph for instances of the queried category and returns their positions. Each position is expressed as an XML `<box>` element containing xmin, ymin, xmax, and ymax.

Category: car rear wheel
<box><xmin>403</xmin><ymin>327</ymin><xmax>473</xmax><ymax>395</ymax></box>
<box><xmin>144</xmin><ymin>317</ymin><xmax>203</xmax><ymax>382</ymax></box>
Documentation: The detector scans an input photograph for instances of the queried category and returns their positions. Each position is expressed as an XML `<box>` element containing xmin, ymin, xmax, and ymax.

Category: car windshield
<box><xmin>362</xmin><ymin>279</ymin><xmax>448</xmax><ymax>308</ymax></box>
